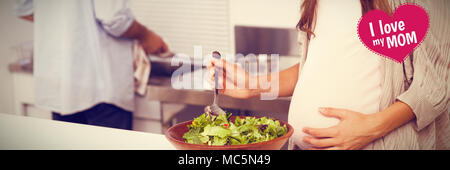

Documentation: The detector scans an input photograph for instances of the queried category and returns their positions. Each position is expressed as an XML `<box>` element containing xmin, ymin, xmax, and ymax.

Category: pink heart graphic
<box><xmin>358</xmin><ymin>4</ymin><xmax>429</xmax><ymax>63</ymax></box>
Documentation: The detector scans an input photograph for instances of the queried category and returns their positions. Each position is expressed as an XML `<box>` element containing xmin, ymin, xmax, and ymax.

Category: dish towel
<box><xmin>133</xmin><ymin>40</ymin><xmax>151</xmax><ymax>96</ymax></box>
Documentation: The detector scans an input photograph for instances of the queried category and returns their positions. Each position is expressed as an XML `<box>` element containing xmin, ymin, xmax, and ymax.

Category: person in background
<box><xmin>14</xmin><ymin>0</ymin><xmax>168</xmax><ymax>130</ymax></box>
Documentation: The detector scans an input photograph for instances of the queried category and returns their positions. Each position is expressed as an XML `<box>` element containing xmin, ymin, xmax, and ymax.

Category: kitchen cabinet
<box><xmin>11</xmin><ymin>72</ymin><xmax>52</xmax><ymax>119</ymax></box>
<box><xmin>132</xmin><ymin>97</ymin><xmax>186</xmax><ymax>134</ymax></box>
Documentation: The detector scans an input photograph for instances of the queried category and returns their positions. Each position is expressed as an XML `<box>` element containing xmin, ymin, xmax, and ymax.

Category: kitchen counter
<box><xmin>0</xmin><ymin>113</ymin><xmax>175</xmax><ymax>149</ymax></box>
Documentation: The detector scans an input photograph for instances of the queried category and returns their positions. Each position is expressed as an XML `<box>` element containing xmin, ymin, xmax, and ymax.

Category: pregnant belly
<box><xmin>288</xmin><ymin>62</ymin><xmax>381</xmax><ymax>149</ymax></box>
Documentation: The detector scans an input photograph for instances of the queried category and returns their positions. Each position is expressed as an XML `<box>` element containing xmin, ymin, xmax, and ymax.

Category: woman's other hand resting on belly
<box><xmin>302</xmin><ymin>102</ymin><xmax>415</xmax><ymax>150</ymax></box>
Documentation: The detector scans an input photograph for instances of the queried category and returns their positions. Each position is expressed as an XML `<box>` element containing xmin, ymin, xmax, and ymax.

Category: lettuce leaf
<box><xmin>183</xmin><ymin>113</ymin><xmax>288</xmax><ymax>146</ymax></box>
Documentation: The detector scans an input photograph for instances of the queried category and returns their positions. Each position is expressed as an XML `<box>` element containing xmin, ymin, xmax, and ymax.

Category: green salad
<box><xmin>183</xmin><ymin>113</ymin><xmax>288</xmax><ymax>146</ymax></box>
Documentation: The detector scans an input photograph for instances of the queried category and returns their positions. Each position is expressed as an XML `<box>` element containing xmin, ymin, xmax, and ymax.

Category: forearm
<box><xmin>276</xmin><ymin>63</ymin><xmax>300</xmax><ymax>97</ymax></box>
<box><xmin>372</xmin><ymin>101</ymin><xmax>416</xmax><ymax>138</ymax></box>
<box><xmin>249</xmin><ymin>63</ymin><xmax>300</xmax><ymax>98</ymax></box>
<box><xmin>120</xmin><ymin>20</ymin><xmax>150</xmax><ymax>41</ymax></box>
<box><xmin>121</xmin><ymin>20</ymin><xmax>168</xmax><ymax>54</ymax></box>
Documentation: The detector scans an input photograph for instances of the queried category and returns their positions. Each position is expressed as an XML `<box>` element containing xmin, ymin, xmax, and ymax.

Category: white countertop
<box><xmin>0</xmin><ymin>113</ymin><xmax>175</xmax><ymax>150</ymax></box>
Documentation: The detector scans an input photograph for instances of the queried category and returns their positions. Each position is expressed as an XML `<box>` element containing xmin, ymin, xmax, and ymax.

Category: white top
<box><xmin>15</xmin><ymin>0</ymin><xmax>136</xmax><ymax>115</ymax></box>
<box><xmin>288</xmin><ymin>0</ymin><xmax>382</xmax><ymax>149</ymax></box>
<box><xmin>0</xmin><ymin>113</ymin><xmax>175</xmax><ymax>149</ymax></box>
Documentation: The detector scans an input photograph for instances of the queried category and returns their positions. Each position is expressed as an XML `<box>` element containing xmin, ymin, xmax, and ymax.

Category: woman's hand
<box><xmin>302</xmin><ymin>102</ymin><xmax>415</xmax><ymax>150</ymax></box>
<box><xmin>206</xmin><ymin>59</ymin><xmax>259</xmax><ymax>99</ymax></box>
<box><xmin>302</xmin><ymin>107</ymin><xmax>386</xmax><ymax>150</ymax></box>
<box><xmin>206</xmin><ymin>60</ymin><xmax>302</xmax><ymax>99</ymax></box>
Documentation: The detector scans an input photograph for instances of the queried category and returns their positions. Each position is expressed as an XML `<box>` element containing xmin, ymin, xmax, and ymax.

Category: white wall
<box><xmin>230</xmin><ymin>0</ymin><xmax>301</xmax><ymax>28</ymax></box>
<box><xmin>0</xmin><ymin>0</ymin><xmax>34</xmax><ymax>114</ymax></box>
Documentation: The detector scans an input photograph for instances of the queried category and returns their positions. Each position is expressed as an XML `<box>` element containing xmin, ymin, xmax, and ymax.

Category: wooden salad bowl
<box><xmin>165</xmin><ymin>116</ymin><xmax>294</xmax><ymax>150</ymax></box>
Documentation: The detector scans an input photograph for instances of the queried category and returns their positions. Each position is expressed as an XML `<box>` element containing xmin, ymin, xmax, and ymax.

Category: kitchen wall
<box><xmin>0</xmin><ymin>0</ymin><xmax>33</xmax><ymax>114</ymax></box>
<box><xmin>230</xmin><ymin>0</ymin><xmax>301</xmax><ymax>28</ymax></box>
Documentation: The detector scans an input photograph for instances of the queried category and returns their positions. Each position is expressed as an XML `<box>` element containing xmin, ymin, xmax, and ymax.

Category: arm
<box><xmin>94</xmin><ymin>0</ymin><xmax>168</xmax><ymax>54</ymax></box>
<box><xmin>120</xmin><ymin>20</ymin><xmax>168</xmax><ymax>54</ymax></box>
<box><xmin>252</xmin><ymin>63</ymin><xmax>300</xmax><ymax>98</ymax></box>
<box><xmin>14</xmin><ymin>0</ymin><xmax>33</xmax><ymax>22</ymax></box>
<box><xmin>395</xmin><ymin>0</ymin><xmax>449</xmax><ymax>131</ymax></box>
<box><xmin>207</xmin><ymin>59</ymin><xmax>300</xmax><ymax>99</ymax></box>
<box><xmin>372</xmin><ymin>101</ymin><xmax>416</xmax><ymax>137</ymax></box>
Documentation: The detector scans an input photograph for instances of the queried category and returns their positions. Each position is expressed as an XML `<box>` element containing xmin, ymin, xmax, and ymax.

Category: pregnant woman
<box><xmin>207</xmin><ymin>0</ymin><xmax>449</xmax><ymax>150</ymax></box>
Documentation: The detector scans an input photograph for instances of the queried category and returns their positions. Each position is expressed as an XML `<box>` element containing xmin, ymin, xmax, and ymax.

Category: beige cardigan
<box><xmin>289</xmin><ymin>0</ymin><xmax>449</xmax><ymax>150</ymax></box>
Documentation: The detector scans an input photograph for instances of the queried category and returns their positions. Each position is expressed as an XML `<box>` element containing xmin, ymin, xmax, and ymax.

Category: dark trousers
<box><xmin>52</xmin><ymin>103</ymin><xmax>133</xmax><ymax>130</ymax></box>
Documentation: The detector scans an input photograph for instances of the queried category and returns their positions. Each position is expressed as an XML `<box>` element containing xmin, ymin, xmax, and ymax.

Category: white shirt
<box><xmin>288</xmin><ymin>0</ymin><xmax>382</xmax><ymax>149</ymax></box>
<box><xmin>15</xmin><ymin>0</ymin><xmax>136</xmax><ymax>115</ymax></box>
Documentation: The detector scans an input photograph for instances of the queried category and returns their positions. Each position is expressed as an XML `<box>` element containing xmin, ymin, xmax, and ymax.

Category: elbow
<box><xmin>397</xmin><ymin>82</ymin><xmax>448</xmax><ymax>131</ymax></box>
<box><xmin>99</xmin><ymin>18</ymin><xmax>134</xmax><ymax>37</ymax></box>
<box><xmin>96</xmin><ymin>8</ymin><xmax>135</xmax><ymax>37</ymax></box>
